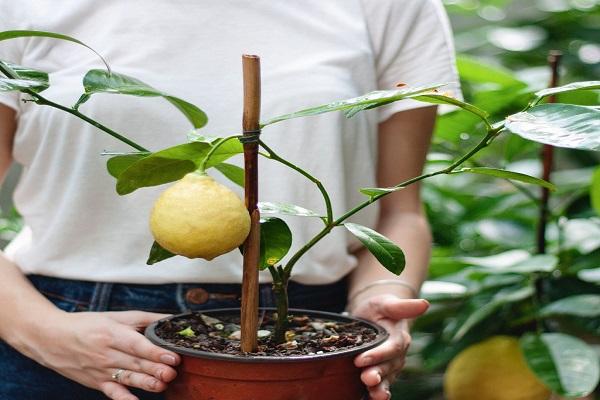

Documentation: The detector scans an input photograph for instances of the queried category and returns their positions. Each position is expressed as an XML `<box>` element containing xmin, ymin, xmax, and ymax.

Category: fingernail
<box><xmin>374</xmin><ymin>372</ymin><xmax>382</xmax><ymax>385</ymax></box>
<box><xmin>385</xmin><ymin>389</ymin><xmax>392</xmax><ymax>399</ymax></box>
<box><xmin>360</xmin><ymin>356</ymin><xmax>372</xmax><ymax>367</ymax></box>
<box><xmin>160</xmin><ymin>354</ymin><xmax>177</xmax><ymax>365</ymax></box>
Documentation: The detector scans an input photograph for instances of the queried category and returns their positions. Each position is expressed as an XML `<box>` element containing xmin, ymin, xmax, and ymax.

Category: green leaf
<box><xmin>540</xmin><ymin>295</ymin><xmax>600</xmax><ymax>318</ymax></box>
<box><xmin>505</xmin><ymin>104</ymin><xmax>600</xmax><ymax>151</ymax></box>
<box><xmin>592</xmin><ymin>168</ymin><xmax>600</xmax><ymax>216</ymax></box>
<box><xmin>176</xmin><ymin>326</ymin><xmax>196</xmax><ymax>338</ymax></box>
<box><xmin>0</xmin><ymin>30</ymin><xmax>109</xmax><ymax>70</ymax></box>
<box><xmin>457</xmin><ymin>55</ymin><xmax>526</xmax><ymax>87</ymax></box>
<box><xmin>106</xmin><ymin>154</ymin><xmax>148</xmax><ymax>178</ymax></box>
<box><xmin>261</xmin><ymin>83</ymin><xmax>445</xmax><ymax>126</ymax></box>
<box><xmin>578</xmin><ymin>267</ymin><xmax>600</xmax><ymax>283</ymax></box>
<box><xmin>520</xmin><ymin>333</ymin><xmax>600</xmax><ymax>397</ymax></box>
<box><xmin>259</xmin><ymin>217</ymin><xmax>292</xmax><ymax>270</ymax></box>
<box><xmin>452</xmin><ymin>285</ymin><xmax>534</xmax><ymax>342</ymax></box>
<box><xmin>454</xmin><ymin>167</ymin><xmax>556</xmax><ymax>190</ymax></box>
<box><xmin>507</xmin><ymin>254</ymin><xmax>558</xmax><ymax>273</ymax></box>
<box><xmin>146</xmin><ymin>241</ymin><xmax>176</xmax><ymax>265</ymax></box>
<box><xmin>344</xmin><ymin>223</ymin><xmax>405</xmax><ymax>275</ymax></box>
<box><xmin>214</xmin><ymin>163</ymin><xmax>244</xmax><ymax>187</ymax></box>
<box><xmin>532</xmin><ymin>81</ymin><xmax>600</xmax><ymax>105</ymax></box>
<box><xmin>116</xmin><ymin>142</ymin><xmax>211</xmax><ymax>195</ymax></box>
<box><xmin>0</xmin><ymin>61</ymin><xmax>49</xmax><ymax>93</ymax></box>
<box><xmin>202</xmin><ymin>136</ymin><xmax>243</xmax><ymax>169</ymax></box>
<box><xmin>258</xmin><ymin>202</ymin><xmax>322</xmax><ymax>218</ymax></box>
<box><xmin>76</xmin><ymin>69</ymin><xmax>207</xmax><ymax>128</ymax></box>
<box><xmin>359</xmin><ymin>186</ymin><xmax>402</xmax><ymax>198</ymax></box>
<box><xmin>0</xmin><ymin>77</ymin><xmax>48</xmax><ymax>93</ymax></box>
<box><xmin>410</xmin><ymin>92</ymin><xmax>490</xmax><ymax>128</ymax></box>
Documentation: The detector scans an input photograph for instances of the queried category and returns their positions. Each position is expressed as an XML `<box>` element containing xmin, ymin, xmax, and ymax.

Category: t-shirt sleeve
<box><xmin>0</xmin><ymin>4</ymin><xmax>25</xmax><ymax>112</ymax></box>
<box><xmin>362</xmin><ymin>0</ymin><xmax>461</xmax><ymax>122</ymax></box>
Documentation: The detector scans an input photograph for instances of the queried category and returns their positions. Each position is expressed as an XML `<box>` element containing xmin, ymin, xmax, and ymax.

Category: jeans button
<box><xmin>185</xmin><ymin>288</ymin><xmax>209</xmax><ymax>305</ymax></box>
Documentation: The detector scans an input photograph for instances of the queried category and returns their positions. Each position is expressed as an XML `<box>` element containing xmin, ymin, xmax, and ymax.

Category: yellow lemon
<box><xmin>150</xmin><ymin>173</ymin><xmax>250</xmax><ymax>260</ymax></box>
<box><xmin>444</xmin><ymin>336</ymin><xmax>551</xmax><ymax>400</ymax></box>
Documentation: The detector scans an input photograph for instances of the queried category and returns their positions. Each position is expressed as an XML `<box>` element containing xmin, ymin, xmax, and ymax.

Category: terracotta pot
<box><xmin>145</xmin><ymin>308</ymin><xmax>388</xmax><ymax>400</ymax></box>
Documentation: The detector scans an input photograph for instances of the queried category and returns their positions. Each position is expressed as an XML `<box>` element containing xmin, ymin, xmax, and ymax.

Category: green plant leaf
<box><xmin>75</xmin><ymin>69</ymin><xmax>207</xmax><ymax>128</ymax></box>
<box><xmin>116</xmin><ymin>142</ymin><xmax>211</xmax><ymax>195</ymax></box>
<box><xmin>0</xmin><ymin>77</ymin><xmax>48</xmax><ymax>93</ymax></box>
<box><xmin>202</xmin><ymin>136</ymin><xmax>243</xmax><ymax>169</ymax></box>
<box><xmin>359</xmin><ymin>187</ymin><xmax>402</xmax><ymax>198</ymax></box>
<box><xmin>505</xmin><ymin>104</ymin><xmax>600</xmax><ymax>151</ymax></box>
<box><xmin>539</xmin><ymin>295</ymin><xmax>600</xmax><ymax>318</ymax></box>
<box><xmin>259</xmin><ymin>217</ymin><xmax>292</xmax><ymax>270</ymax></box>
<box><xmin>592</xmin><ymin>168</ymin><xmax>600</xmax><ymax>216</ymax></box>
<box><xmin>0</xmin><ymin>30</ymin><xmax>109</xmax><ymax>70</ymax></box>
<box><xmin>452</xmin><ymin>285</ymin><xmax>534</xmax><ymax>342</ymax></box>
<box><xmin>532</xmin><ymin>81</ymin><xmax>600</xmax><ymax>105</ymax></box>
<box><xmin>454</xmin><ymin>167</ymin><xmax>556</xmax><ymax>190</ymax></box>
<box><xmin>261</xmin><ymin>83</ymin><xmax>445</xmax><ymax>126</ymax></box>
<box><xmin>520</xmin><ymin>333</ymin><xmax>600</xmax><ymax>397</ymax></box>
<box><xmin>410</xmin><ymin>92</ymin><xmax>490</xmax><ymax>127</ymax></box>
<box><xmin>457</xmin><ymin>55</ymin><xmax>526</xmax><ymax>87</ymax></box>
<box><xmin>106</xmin><ymin>154</ymin><xmax>148</xmax><ymax>178</ymax></box>
<box><xmin>214</xmin><ymin>163</ymin><xmax>244</xmax><ymax>187</ymax></box>
<box><xmin>344</xmin><ymin>223</ymin><xmax>405</xmax><ymax>275</ymax></box>
<box><xmin>146</xmin><ymin>241</ymin><xmax>176</xmax><ymax>265</ymax></box>
<box><xmin>0</xmin><ymin>61</ymin><xmax>49</xmax><ymax>93</ymax></box>
<box><xmin>258</xmin><ymin>202</ymin><xmax>322</xmax><ymax>218</ymax></box>
<box><xmin>578</xmin><ymin>267</ymin><xmax>600</xmax><ymax>283</ymax></box>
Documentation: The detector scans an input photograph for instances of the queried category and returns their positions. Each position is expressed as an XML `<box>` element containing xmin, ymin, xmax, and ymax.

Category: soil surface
<box><xmin>155</xmin><ymin>311</ymin><xmax>379</xmax><ymax>357</ymax></box>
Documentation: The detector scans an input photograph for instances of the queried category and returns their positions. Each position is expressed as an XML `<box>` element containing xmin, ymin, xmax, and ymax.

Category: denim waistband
<box><xmin>27</xmin><ymin>274</ymin><xmax>349</xmax><ymax>315</ymax></box>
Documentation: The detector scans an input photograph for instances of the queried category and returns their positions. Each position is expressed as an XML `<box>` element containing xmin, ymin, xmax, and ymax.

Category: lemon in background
<box><xmin>150</xmin><ymin>173</ymin><xmax>250</xmax><ymax>260</ymax></box>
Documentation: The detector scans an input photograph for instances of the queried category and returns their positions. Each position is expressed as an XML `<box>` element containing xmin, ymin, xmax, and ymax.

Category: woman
<box><xmin>0</xmin><ymin>1</ymin><xmax>459</xmax><ymax>399</ymax></box>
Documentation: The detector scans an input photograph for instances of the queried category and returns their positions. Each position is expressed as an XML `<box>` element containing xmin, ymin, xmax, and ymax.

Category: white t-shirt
<box><xmin>0</xmin><ymin>0</ymin><xmax>459</xmax><ymax>284</ymax></box>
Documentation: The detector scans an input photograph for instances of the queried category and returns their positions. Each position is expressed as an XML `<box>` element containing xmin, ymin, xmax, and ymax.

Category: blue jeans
<box><xmin>0</xmin><ymin>275</ymin><xmax>348</xmax><ymax>400</ymax></box>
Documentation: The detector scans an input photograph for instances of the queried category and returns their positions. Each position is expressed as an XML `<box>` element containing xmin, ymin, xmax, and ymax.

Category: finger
<box><xmin>107</xmin><ymin>350</ymin><xmax>178</xmax><ymax>383</ymax></box>
<box><xmin>367</xmin><ymin>378</ymin><xmax>391</xmax><ymax>400</ymax></box>
<box><xmin>99</xmin><ymin>381</ymin><xmax>139</xmax><ymax>400</ymax></box>
<box><xmin>114</xmin><ymin>369</ymin><xmax>166</xmax><ymax>393</ymax></box>
<box><xmin>114</xmin><ymin>329</ymin><xmax>180</xmax><ymax>366</ymax></box>
<box><xmin>355</xmin><ymin>334</ymin><xmax>409</xmax><ymax>367</ymax></box>
<box><xmin>360</xmin><ymin>361</ymin><xmax>398</xmax><ymax>387</ymax></box>
<box><xmin>107</xmin><ymin>311</ymin><xmax>171</xmax><ymax>329</ymax></box>
<box><xmin>372</xmin><ymin>298</ymin><xmax>429</xmax><ymax>320</ymax></box>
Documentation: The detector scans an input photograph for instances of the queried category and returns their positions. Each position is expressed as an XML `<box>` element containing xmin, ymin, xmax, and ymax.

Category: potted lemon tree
<box><xmin>1</xmin><ymin>31</ymin><xmax>599</xmax><ymax>400</ymax></box>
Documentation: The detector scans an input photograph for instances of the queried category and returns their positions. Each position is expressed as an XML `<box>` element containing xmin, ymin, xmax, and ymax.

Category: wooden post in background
<box><xmin>536</xmin><ymin>50</ymin><xmax>562</xmax><ymax>254</ymax></box>
<box><xmin>240</xmin><ymin>55</ymin><xmax>261</xmax><ymax>352</ymax></box>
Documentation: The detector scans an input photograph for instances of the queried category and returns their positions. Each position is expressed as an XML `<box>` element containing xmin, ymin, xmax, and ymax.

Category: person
<box><xmin>0</xmin><ymin>1</ymin><xmax>459</xmax><ymax>399</ymax></box>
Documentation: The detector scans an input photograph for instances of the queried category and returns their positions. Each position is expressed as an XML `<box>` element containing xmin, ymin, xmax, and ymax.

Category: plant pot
<box><xmin>145</xmin><ymin>308</ymin><xmax>388</xmax><ymax>400</ymax></box>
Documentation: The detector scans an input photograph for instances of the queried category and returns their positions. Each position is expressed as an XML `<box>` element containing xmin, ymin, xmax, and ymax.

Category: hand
<box><xmin>21</xmin><ymin>310</ymin><xmax>180</xmax><ymax>400</ymax></box>
<box><xmin>351</xmin><ymin>295</ymin><xmax>429</xmax><ymax>400</ymax></box>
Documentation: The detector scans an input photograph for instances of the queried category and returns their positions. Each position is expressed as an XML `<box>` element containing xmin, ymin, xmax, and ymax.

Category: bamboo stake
<box><xmin>536</xmin><ymin>51</ymin><xmax>562</xmax><ymax>254</ymax></box>
<box><xmin>240</xmin><ymin>55</ymin><xmax>261</xmax><ymax>352</ymax></box>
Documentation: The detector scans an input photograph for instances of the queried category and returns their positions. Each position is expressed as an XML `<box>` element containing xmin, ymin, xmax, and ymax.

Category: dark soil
<box><xmin>155</xmin><ymin>311</ymin><xmax>378</xmax><ymax>357</ymax></box>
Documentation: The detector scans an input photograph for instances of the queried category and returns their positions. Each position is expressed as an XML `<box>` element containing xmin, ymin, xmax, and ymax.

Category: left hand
<box><xmin>351</xmin><ymin>295</ymin><xmax>429</xmax><ymax>400</ymax></box>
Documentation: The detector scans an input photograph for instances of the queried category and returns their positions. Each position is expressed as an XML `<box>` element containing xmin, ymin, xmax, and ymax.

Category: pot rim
<box><xmin>145</xmin><ymin>307</ymin><xmax>389</xmax><ymax>363</ymax></box>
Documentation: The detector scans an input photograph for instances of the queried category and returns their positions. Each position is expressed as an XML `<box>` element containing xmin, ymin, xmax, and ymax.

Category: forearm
<box><xmin>0</xmin><ymin>253</ymin><xmax>64</xmax><ymax>353</ymax></box>
<box><xmin>348</xmin><ymin>210</ymin><xmax>431</xmax><ymax>309</ymax></box>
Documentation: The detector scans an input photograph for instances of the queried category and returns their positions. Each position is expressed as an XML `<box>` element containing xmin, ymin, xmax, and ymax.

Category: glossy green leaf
<box><xmin>505</xmin><ymin>104</ymin><xmax>600</xmax><ymax>151</ymax></box>
<box><xmin>359</xmin><ymin>186</ymin><xmax>402</xmax><ymax>198</ymax></box>
<box><xmin>592</xmin><ymin>168</ymin><xmax>600</xmax><ymax>216</ymax></box>
<box><xmin>0</xmin><ymin>61</ymin><xmax>49</xmax><ymax>92</ymax></box>
<box><xmin>411</xmin><ymin>92</ymin><xmax>490</xmax><ymax>127</ymax></box>
<box><xmin>457</xmin><ymin>55</ymin><xmax>526</xmax><ymax>87</ymax></box>
<box><xmin>202</xmin><ymin>136</ymin><xmax>243</xmax><ymax>169</ymax></box>
<box><xmin>116</xmin><ymin>142</ymin><xmax>211</xmax><ymax>195</ymax></box>
<box><xmin>578</xmin><ymin>267</ymin><xmax>600</xmax><ymax>283</ymax></box>
<box><xmin>261</xmin><ymin>83</ymin><xmax>445</xmax><ymax>126</ymax></box>
<box><xmin>0</xmin><ymin>30</ymin><xmax>109</xmax><ymax>70</ymax></box>
<box><xmin>259</xmin><ymin>217</ymin><xmax>292</xmax><ymax>270</ymax></box>
<box><xmin>344</xmin><ymin>223</ymin><xmax>405</xmax><ymax>275</ymax></box>
<box><xmin>75</xmin><ymin>69</ymin><xmax>207</xmax><ymax>128</ymax></box>
<box><xmin>106</xmin><ymin>154</ymin><xmax>148</xmax><ymax>178</ymax></box>
<box><xmin>452</xmin><ymin>285</ymin><xmax>534</xmax><ymax>341</ymax></box>
<box><xmin>146</xmin><ymin>241</ymin><xmax>176</xmax><ymax>265</ymax></box>
<box><xmin>214</xmin><ymin>163</ymin><xmax>244</xmax><ymax>187</ymax></box>
<box><xmin>454</xmin><ymin>167</ymin><xmax>556</xmax><ymax>190</ymax></box>
<box><xmin>520</xmin><ymin>333</ymin><xmax>600</xmax><ymax>397</ymax></box>
<box><xmin>532</xmin><ymin>81</ymin><xmax>600</xmax><ymax>105</ymax></box>
<box><xmin>540</xmin><ymin>295</ymin><xmax>600</xmax><ymax>318</ymax></box>
<box><xmin>258</xmin><ymin>202</ymin><xmax>322</xmax><ymax>218</ymax></box>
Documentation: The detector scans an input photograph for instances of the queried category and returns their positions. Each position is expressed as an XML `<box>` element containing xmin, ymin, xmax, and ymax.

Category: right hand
<box><xmin>20</xmin><ymin>310</ymin><xmax>181</xmax><ymax>400</ymax></box>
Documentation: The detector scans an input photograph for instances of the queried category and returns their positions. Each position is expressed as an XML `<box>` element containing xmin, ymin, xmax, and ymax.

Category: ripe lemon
<box><xmin>150</xmin><ymin>173</ymin><xmax>250</xmax><ymax>260</ymax></box>
<box><xmin>444</xmin><ymin>336</ymin><xmax>551</xmax><ymax>400</ymax></box>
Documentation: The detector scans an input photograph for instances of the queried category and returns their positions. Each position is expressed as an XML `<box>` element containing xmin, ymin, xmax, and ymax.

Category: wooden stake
<box><xmin>536</xmin><ymin>51</ymin><xmax>562</xmax><ymax>254</ymax></box>
<box><xmin>240</xmin><ymin>55</ymin><xmax>261</xmax><ymax>352</ymax></box>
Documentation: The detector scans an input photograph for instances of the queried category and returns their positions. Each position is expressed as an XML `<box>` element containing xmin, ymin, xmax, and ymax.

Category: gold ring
<box><xmin>111</xmin><ymin>368</ymin><xmax>125</xmax><ymax>382</ymax></box>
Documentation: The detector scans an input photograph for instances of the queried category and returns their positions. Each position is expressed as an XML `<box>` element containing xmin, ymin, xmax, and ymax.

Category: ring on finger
<box><xmin>111</xmin><ymin>368</ymin><xmax>126</xmax><ymax>382</ymax></box>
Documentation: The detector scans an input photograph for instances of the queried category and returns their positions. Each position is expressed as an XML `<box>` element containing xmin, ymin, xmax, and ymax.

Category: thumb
<box><xmin>373</xmin><ymin>297</ymin><xmax>429</xmax><ymax>321</ymax></box>
<box><xmin>107</xmin><ymin>310</ymin><xmax>171</xmax><ymax>328</ymax></box>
